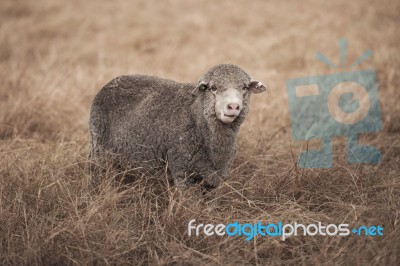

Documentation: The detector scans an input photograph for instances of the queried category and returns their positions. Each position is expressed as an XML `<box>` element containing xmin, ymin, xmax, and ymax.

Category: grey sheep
<box><xmin>88</xmin><ymin>64</ymin><xmax>267</xmax><ymax>188</ymax></box>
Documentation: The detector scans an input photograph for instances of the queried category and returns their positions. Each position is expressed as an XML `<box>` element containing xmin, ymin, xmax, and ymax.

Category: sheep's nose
<box><xmin>227</xmin><ymin>103</ymin><xmax>240</xmax><ymax>111</ymax></box>
<box><xmin>225</xmin><ymin>103</ymin><xmax>241</xmax><ymax>116</ymax></box>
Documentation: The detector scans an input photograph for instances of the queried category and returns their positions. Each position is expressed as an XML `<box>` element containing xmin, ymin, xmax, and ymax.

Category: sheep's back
<box><xmin>89</xmin><ymin>75</ymin><xmax>196</xmax><ymax>165</ymax></box>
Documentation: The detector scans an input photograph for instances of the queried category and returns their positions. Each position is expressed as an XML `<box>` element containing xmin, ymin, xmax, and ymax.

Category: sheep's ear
<box><xmin>248</xmin><ymin>80</ymin><xmax>267</xmax><ymax>94</ymax></box>
<box><xmin>191</xmin><ymin>81</ymin><xmax>208</xmax><ymax>96</ymax></box>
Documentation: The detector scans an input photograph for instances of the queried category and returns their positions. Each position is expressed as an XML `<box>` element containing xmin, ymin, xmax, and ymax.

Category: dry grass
<box><xmin>1</xmin><ymin>0</ymin><xmax>399</xmax><ymax>265</ymax></box>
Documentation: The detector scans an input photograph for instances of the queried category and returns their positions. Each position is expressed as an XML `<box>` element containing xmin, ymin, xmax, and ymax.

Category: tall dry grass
<box><xmin>0</xmin><ymin>0</ymin><xmax>399</xmax><ymax>265</ymax></box>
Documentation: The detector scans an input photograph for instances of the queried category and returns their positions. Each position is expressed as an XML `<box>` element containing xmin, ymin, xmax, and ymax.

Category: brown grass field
<box><xmin>1</xmin><ymin>0</ymin><xmax>399</xmax><ymax>265</ymax></box>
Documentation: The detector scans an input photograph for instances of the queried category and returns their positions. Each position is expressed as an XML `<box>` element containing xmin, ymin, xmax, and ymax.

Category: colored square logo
<box><xmin>286</xmin><ymin>39</ymin><xmax>382</xmax><ymax>168</ymax></box>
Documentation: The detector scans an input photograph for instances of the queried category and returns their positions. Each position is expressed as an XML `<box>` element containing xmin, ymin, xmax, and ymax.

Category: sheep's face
<box><xmin>193</xmin><ymin>64</ymin><xmax>267</xmax><ymax>125</ymax></box>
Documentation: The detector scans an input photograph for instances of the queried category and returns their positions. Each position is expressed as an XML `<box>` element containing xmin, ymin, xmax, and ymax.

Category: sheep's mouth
<box><xmin>220</xmin><ymin>113</ymin><xmax>237</xmax><ymax>124</ymax></box>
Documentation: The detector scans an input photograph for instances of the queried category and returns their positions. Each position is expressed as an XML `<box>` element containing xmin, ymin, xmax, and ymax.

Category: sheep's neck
<box><xmin>207</xmin><ymin>121</ymin><xmax>238</xmax><ymax>168</ymax></box>
<box><xmin>191</xmin><ymin>98</ymin><xmax>240</xmax><ymax>172</ymax></box>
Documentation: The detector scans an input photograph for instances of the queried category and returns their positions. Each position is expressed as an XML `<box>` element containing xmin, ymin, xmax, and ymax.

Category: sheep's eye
<box><xmin>211</xmin><ymin>86</ymin><xmax>217</xmax><ymax>92</ymax></box>
<box><xmin>199</xmin><ymin>84</ymin><xmax>208</xmax><ymax>91</ymax></box>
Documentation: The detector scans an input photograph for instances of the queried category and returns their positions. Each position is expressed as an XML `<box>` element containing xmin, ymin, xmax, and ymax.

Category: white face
<box><xmin>214</xmin><ymin>88</ymin><xmax>244</xmax><ymax>124</ymax></box>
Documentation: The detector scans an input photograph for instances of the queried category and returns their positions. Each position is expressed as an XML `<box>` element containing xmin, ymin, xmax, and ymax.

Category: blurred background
<box><xmin>1</xmin><ymin>0</ymin><xmax>399</xmax><ymax>141</ymax></box>
<box><xmin>0</xmin><ymin>0</ymin><xmax>399</xmax><ymax>265</ymax></box>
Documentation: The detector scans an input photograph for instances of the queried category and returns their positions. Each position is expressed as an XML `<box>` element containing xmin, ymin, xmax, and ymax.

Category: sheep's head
<box><xmin>192</xmin><ymin>64</ymin><xmax>267</xmax><ymax>125</ymax></box>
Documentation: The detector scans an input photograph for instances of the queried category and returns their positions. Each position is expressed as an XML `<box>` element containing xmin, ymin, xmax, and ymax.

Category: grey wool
<box><xmin>88</xmin><ymin>64</ymin><xmax>267</xmax><ymax>188</ymax></box>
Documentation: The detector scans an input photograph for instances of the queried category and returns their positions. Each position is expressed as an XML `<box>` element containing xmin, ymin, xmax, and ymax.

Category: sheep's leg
<box><xmin>166</xmin><ymin>169</ymin><xmax>190</xmax><ymax>188</ymax></box>
<box><xmin>206</xmin><ymin>173</ymin><xmax>222</xmax><ymax>188</ymax></box>
<box><xmin>167</xmin><ymin>146</ymin><xmax>223</xmax><ymax>189</ymax></box>
<box><xmin>88</xmin><ymin>135</ymin><xmax>102</xmax><ymax>177</ymax></box>
<box><xmin>167</xmin><ymin>160</ymin><xmax>221</xmax><ymax>189</ymax></box>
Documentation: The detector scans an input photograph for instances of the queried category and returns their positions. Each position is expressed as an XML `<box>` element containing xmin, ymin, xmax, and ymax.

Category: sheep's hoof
<box><xmin>203</xmin><ymin>175</ymin><xmax>221</xmax><ymax>190</ymax></box>
<box><xmin>203</xmin><ymin>183</ymin><xmax>217</xmax><ymax>190</ymax></box>
<box><xmin>189</xmin><ymin>175</ymin><xmax>219</xmax><ymax>190</ymax></box>
<box><xmin>190</xmin><ymin>174</ymin><xmax>204</xmax><ymax>184</ymax></box>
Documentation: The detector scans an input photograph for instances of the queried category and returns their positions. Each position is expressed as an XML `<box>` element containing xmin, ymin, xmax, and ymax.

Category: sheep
<box><xmin>88</xmin><ymin>64</ymin><xmax>267</xmax><ymax>188</ymax></box>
